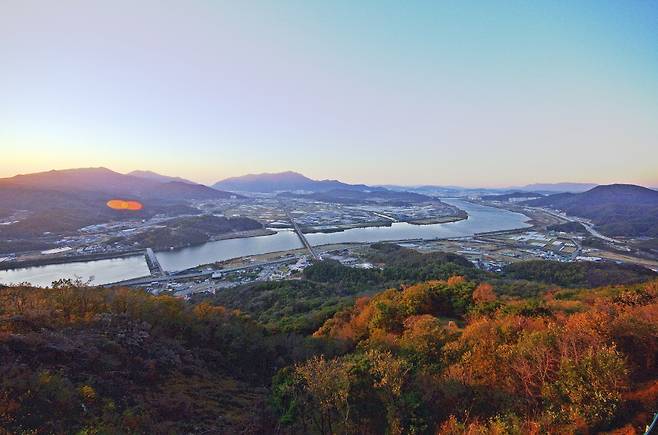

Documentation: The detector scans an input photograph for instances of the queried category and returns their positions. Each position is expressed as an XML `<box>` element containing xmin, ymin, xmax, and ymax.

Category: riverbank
<box><xmin>0</xmin><ymin>250</ymin><xmax>143</xmax><ymax>271</ymax></box>
<box><xmin>0</xmin><ymin>199</ymin><xmax>533</xmax><ymax>286</ymax></box>
<box><xmin>462</xmin><ymin>199</ymin><xmax>562</xmax><ymax>229</ymax></box>
<box><xmin>299</xmin><ymin>213</ymin><xmax>468</xmax><ymax>234</ymax></box>
<box><xmin>300</xmin><ymin>220</ymin><xmax>392</xmax><ymax>233</ymax></box>
<box><xmin>208</xmin><ymin>228</ymin><xmax>276</xmax><ymax>241</ymax></box>
<box><xmin>0</xmin><ymin>228</ymin><xmax>277</xmax><ymax>272</ymax></box>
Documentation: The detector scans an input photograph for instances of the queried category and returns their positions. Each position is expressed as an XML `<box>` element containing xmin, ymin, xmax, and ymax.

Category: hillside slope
<box><xmin>0</xmin><ymin>168</ymin><xmax>239</xmax><ymax>239</ymax></box>
<box><xmin>0</xmin><ymin>167</ymin><xmax>236</xmax><ymax>200</ymax></box>
<box><xmin>127</xmin><ymin>169</ymin><xmax>196</xmax><ymax>185</ymax></box>
<box><xmin>2</xmin><ymin>249</ymin><xmax>658</xmax><ymax>433</ymax></box>
<box><xmin>4</xmin><ymin>276</ymin><xmax>658</xmax><ymax>433</ymax></box>
<box><xmin>525</xmin><ymin>184</ymin><xmax>658</xmax><ymax>237</ymax></box>
<box><xmin>287</xmin><ymin>277</ymin><xmax>658</xmax><ymax>434</ymax></box>
<box><xmin>0</xmin><ymin>284</ymin><xmax>282</xmax><ymax>433</ymax></box>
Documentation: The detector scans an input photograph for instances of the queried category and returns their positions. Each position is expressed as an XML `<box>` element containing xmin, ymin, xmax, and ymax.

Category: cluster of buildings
<box><xmin>322</xmin><ymin>248</ymin><xmax>375</xmax><ymax>269</ymax></box>
<box><xmin>508</xmin><ymin>231</ymin><xmax>580</xmax><ymax>259</ymax></box>
<box><xmin>145</xmin><ymin>255</ymin><xmax>316</xmax><ymax>298</ymax></box>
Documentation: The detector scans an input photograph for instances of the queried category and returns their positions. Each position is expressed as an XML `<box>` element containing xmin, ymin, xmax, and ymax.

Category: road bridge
<box><xmin>284</xmin><ymin>210</ymin><xmax>320</xmax><ymax>260</ymax></box>
<box><xmin>144</xmin><ymin>248</ymin><xmax>164</xmax><ymax>276</ymax></box>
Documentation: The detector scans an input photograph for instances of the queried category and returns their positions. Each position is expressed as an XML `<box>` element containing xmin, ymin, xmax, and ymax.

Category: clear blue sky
<box><xmin>1</xmin><ymin>0</ymin><xmax>657</xmax><ymax>187</ymax></box>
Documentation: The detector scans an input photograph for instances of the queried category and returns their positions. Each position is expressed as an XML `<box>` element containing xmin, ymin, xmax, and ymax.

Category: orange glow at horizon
<box><xmin>106</xmin><ymin>199</ymin><xmax>143</xmax><ymax>211</ymax></box>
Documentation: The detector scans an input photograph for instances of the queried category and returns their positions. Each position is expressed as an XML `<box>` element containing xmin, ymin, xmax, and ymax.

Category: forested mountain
<box><xmin>213</xmin><ymin>171</ymin><xmax>371</xmax><ymax>193</ymax></box>
<box><xmin>143</xmin><ymin>180</ymin><xmax>241</xmax><ymax>200</ymax></box>
<box><xmin>0</xmin><ymin>167</ymin><xmax>235</xmax><ymax>200</ymax></box>
<box><xmin>0</xmin><ymin>284</ymin><xmax>293</xmax><ymax>433</ymax></box>
<box><xmin>0</xmin><ymin>168</ymin><xmax>238</xmax><ymax>239</ymax></box>
<box><xmin>0</xmin><ymin>185</ymin><xmax>199</xmax><ymax>239</ymax></box>
<box><xmin>293</xmin><ymin>277</ymin><xmax>658</xmax><ymax>434</ymax></box>
<box><xmin>2</xmin><ymin>260</ymin><xmax>658</xmax><ymax>433</ymax></box>
<box><xmin>1</xmin><ymin>167</ymin><xmax>152</xmax><ymax>195</ymax></box>
<box><xmin>525</xmin><ymin>184</ymin><xmax>658</xmax><ymax>237</ymax></box>
<box><xmin>502</xmin><ymin>259</ymin><xmax>657</xmax><ymax>288</ymax></box>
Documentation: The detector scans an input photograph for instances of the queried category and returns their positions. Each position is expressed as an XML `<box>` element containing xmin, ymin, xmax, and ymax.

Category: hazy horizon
<box><xmin>2</xmin><ymin>1</ymin><xmax>657</xmax><ymax>187</ymax></box>
<box><xmin>3</xmin><ymin>165</ymin><xmax>657</xmax><ymax>191</ymax></box>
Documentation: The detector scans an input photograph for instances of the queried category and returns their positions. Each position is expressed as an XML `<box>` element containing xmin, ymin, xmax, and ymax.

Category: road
<box><xmin>531</xmin><ymin>207</ymin><xmax>621</xmax><ymax>244</ymax></box>
<box><xmin>107</xmin><ymin>256</ymin><xmax>298</xmax><ymax>287</ymax></box>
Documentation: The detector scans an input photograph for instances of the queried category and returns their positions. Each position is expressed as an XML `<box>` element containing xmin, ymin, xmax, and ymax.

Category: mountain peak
<box><xmin>1</xmin><ymin>167</ymin><xmax>132</xmax><ymax>190</ymax></box>
<box><xmin>212</xmin><ymin>171</ymin><xmax>364</xmax><ymax>193</ymax></box>
<box><xmin>584</xmin><ymin>184</ymin><xmax>658</xmax><ymax>202</ymax></box>
<box><xmin>590</xmin><ymin>183</ymin><xmax>652</xmax><ymax>192</ymax></box>
<box><xmin>524</xmin><ymin>183</ymin><xmax>658</xmax><ymax>237</ymax></box>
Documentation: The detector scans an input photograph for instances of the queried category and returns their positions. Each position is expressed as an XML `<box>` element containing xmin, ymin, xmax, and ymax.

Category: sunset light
<box><xmin>1</xmin><ymin>1</ymin><xmax>657</xmax><ymax>433</ymax></box>
<box><xmin>106</xmin><ymin>199</ymin><xmax>143</xmax><ymax>211</ymax></box>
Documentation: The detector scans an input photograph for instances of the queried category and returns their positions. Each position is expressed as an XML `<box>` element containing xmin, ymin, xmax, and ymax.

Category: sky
<box><xmin>1</xmin><ymin>1</ymin><xmax>657</xmax><ymax>187</ymax></box>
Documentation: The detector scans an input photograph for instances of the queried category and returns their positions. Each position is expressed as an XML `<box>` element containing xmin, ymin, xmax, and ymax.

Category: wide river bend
<box><xmin>0</xmin><ymin>199</ymin><xmax>530</xmax><ymax>286</ymax></box>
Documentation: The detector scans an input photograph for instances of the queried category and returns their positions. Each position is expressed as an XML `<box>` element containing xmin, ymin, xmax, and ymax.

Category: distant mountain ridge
<box><xmin>525</xmin><ymin>184</ymin><xmax>658</xmax><ymax>237</ymax></box>
<box><xmin>0</xmin><ymin>167</ymin><xmax>236</xmax><ymax>200</ymax></box>
<box><xmin>127</xmin><ymin>170</ymin><xmax>196</xmax><ymax>185</ymax></box>
<box><xmin>481</xmin><ymin>191</ymin><xmax>545</xmax><ymax>201</ymax></box>
<box><xmin>2</xmin><ymin>167</ymin><xmax>149</xmax><ymax>195</ymax></box>
<box><xmin>213</xmin><ymin>171</ymin><xmax>372</xmax><ymax>193</ymax></box>
<box><xmin>514</xmin><ymin>182</ymin><xmax>598</xmax><ymax>193</ymax></box>
<box><xmin>528</xmin><ymin>184</ymin><xmax>658</xmax><ymax>207</ymax></box>
<box><xmin>377</xmin><ymin>183</ymin><xmax>600</xmax><ymax>196</ymax></box>
<box><xmin>277</xmin><ymin>188</ymin><xmax>435</xmax><ymax>205</ymax></box>
<box><xmin>0</xmin><ymin>168</ymin><xmax>239</xmax><ymax>239</ymax></box>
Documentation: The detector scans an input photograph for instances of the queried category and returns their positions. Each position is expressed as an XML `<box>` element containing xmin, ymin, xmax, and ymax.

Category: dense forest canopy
<box><xmin>502</xmin><ymin>260</ymin><xmax>657</xmax><ymax>288</ymax></box>
<box><xmin>273</xmin><ymin>277</ymin><xmax>658</xmax><ymax>434</ymax></box>
<box><xmin>2</xmin><ymin>248</ymin><xmax>658</xmax><ymax>433</ymax></box>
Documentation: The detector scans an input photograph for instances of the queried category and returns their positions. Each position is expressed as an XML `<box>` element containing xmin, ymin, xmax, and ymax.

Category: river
<box><xmin>0</xmin><ymin>199</ymin><xmax>530</xmax><ymax>286</ymax></box>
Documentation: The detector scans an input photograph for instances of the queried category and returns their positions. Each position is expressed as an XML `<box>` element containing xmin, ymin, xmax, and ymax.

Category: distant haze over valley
<box><xmin>1</xmin><ymin>166</ymin><xmax>656</xmax><ymax>246</ymax></box>
<box><xmin>3</xmin><ymin>2</ymin><xmax>658</xmax><ymax>433</ymax></box>
<box><xmin>4</xmin><ymin>166</ymin><xmax>657</xmax><ymax>195</ymax></box>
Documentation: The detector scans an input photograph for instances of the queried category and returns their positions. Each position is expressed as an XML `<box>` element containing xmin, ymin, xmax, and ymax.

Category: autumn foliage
<box><xmin>273</xmin><ymin>277</ymin><xmax>658</xmax><ymax>434</ymax></box>
<box><xmin>2</xmin><ymin>272</ymin><xmax>658</xmax><ymax>434</ymax></box>
<box><xmin>0</xmin><ymin>282</ymin><xmax>287</xmax><ymax>433</ymax></box>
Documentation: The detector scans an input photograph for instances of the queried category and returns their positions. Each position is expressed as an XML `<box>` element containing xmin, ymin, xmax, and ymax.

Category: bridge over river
<box><xmin>284</xmin><ymin>210</ymin><xmax>320</xmax><ymax>260</ymax></box>
<box><xmin>144</xmin><ymin>248</ymin><xmax>164</xmax><ymax>276</ymax></box>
